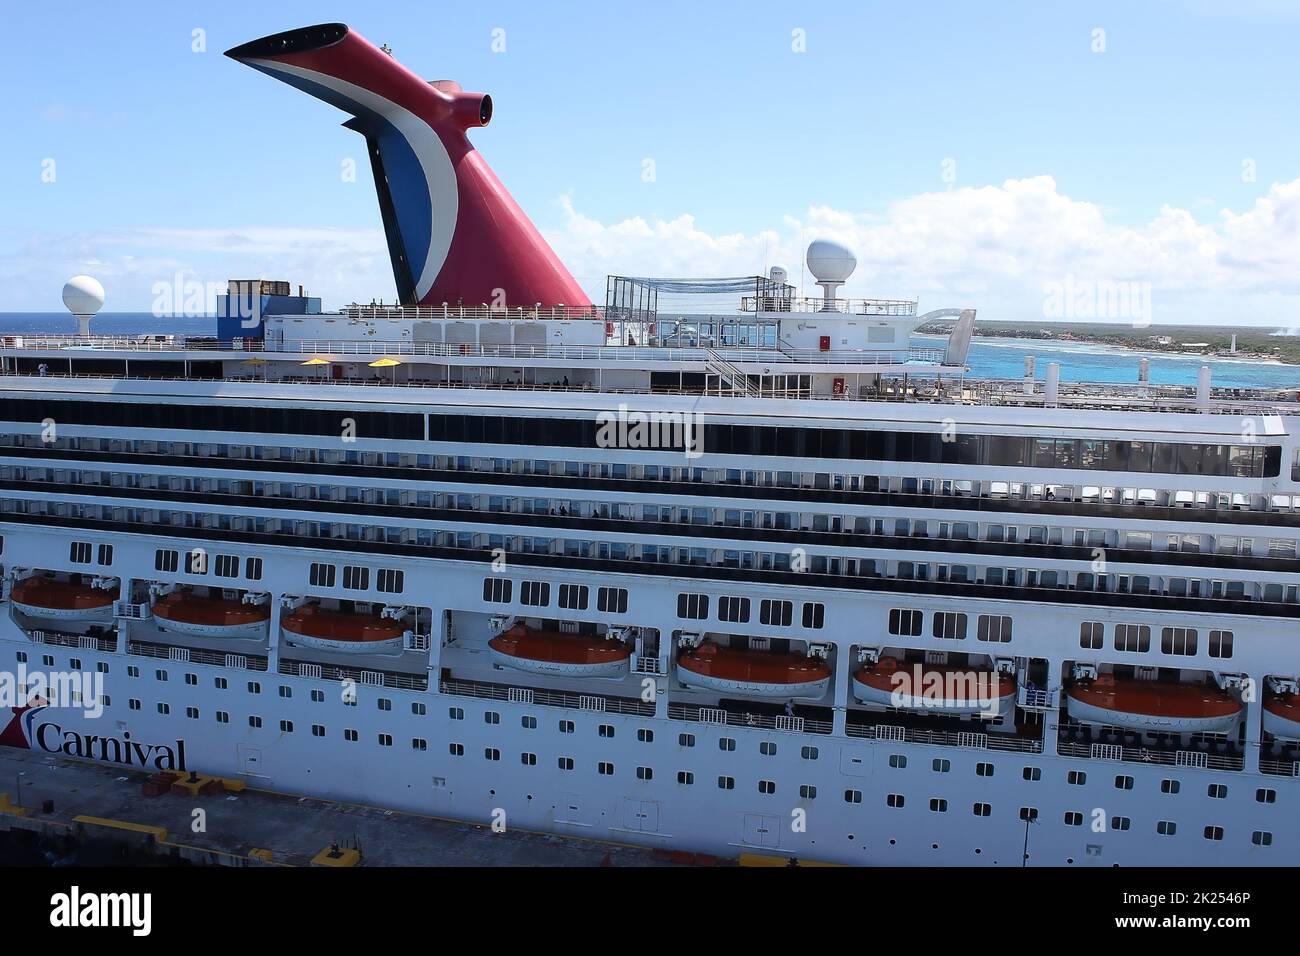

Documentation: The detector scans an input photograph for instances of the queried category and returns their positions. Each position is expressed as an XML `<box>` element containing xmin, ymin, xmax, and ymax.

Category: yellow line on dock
<box><xmin>72</xmin><ymin>815</ymin><xmax>167</xmax><ymax>841</ymax></box>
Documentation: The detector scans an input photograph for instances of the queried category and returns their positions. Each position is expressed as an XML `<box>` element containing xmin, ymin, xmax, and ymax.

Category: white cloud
<box><xmin>545</xmin><ymin>176</ymin><xmax>1300</xmax><ymax>327</ymax></box>
<box><xmin>0</xmin><ymin>226</ymin><xmax>390</xmax><ymax>312</ymax></box>
<box><xmin>6</xmin><ymin>176</ymin><xmax>1300</xmax><ymax>327</ymax></box>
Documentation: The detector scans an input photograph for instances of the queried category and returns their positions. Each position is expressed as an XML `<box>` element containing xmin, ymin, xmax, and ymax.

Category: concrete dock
<box><xmin>0</xmin><ymin>748</ymin><xmax>706</xmax><ymax>867</ymax></box>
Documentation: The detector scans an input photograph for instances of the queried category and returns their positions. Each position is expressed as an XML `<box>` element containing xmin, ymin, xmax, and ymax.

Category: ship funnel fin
<box><xmin>226</xmin><ymin>23</ymin><xmax>590</xmax><ymax>308</ymax></box>
<box><xmin>943</xmin><ymin>309</ymin><xmax>977</xmax><ymax>366</ymax></box>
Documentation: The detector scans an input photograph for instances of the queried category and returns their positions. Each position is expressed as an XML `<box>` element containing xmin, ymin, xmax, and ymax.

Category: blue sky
<box><xmin>4</xmin><ymin>0</ymin><xmax>1300</xmax><ymax>323</ymax></box>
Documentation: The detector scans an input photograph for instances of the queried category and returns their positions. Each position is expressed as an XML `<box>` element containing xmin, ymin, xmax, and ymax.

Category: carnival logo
<box><xmin>33</xmin><ymin>723</ymin><xmax>187</xmax><ymax>770</ymax></box>
<box><xmin>0</xmin><ymin>706</ymin><xmax>187</xmax><ymax>771</ymax></box>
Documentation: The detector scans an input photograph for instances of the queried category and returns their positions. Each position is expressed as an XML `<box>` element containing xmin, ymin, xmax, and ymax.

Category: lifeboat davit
<box><xmin>1066</xmin><ymin>674</ymin><xmax>1241</xmax><ymax>734</ymax></box>
<box><xmin>676</xmin><ymin>642</ymin><xmax>830</xmax><ymax>699</ymax></box>
<box><xmin>152</xmin><ymin>591</ymin><xmax>270</xmax><ymax>640</ymax></box>
<box><xmin>488</xmin><ymin>624</ymin><xmax>631</xmax><ymax>679</ymax></box>
<box><xmin>10</xmin><ymin>578</ymin><xmax>114</xmax><ymax>623</ymax></box>
<box><xmin>1263</xmin><ymin>693</ymin><xmax>1300</xmax><ymax>743</ymax></box>
<box><xmin>853</xmin><ymin>658</ymin><xmax>1016</xmax><ymax>718</ymax></box>
<box><xmin>280</xmin><ymin>605</ymin><xmax>405</xmax><ymax>655</ymax></box>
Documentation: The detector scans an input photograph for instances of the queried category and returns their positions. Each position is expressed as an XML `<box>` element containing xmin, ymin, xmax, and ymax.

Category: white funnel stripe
<box><xmin>247</xmin><ymin>57</ymin><xmax>457</xmax><ymax>300</ymax></box>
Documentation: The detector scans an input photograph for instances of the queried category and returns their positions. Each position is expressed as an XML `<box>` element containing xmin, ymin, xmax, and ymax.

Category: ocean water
<box><xmin>4</xmin><ymin>313</ymin><xmax>1298</xmax><ymax>390</ymax></box>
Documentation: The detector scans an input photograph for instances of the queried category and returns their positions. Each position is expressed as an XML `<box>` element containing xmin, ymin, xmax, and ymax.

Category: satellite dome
<box><xmin>63</xmin><ymin>275</ymin><xmax>105</xmax><ymax>336</ymax></box>
<box><xmin>63</xmin><ymin>275</ymin><xmax>105</xmax><ymax>316</ymax></box>
<box><xmin>805</xmin><ymin>240</ymin><xmax>856</xmax><ymax>284</ymax></box>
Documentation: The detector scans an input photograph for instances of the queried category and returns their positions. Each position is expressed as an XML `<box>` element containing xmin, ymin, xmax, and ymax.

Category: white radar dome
<box><xmin>63</xmin><ymin>275</ymin><xmax>105</xmax><ymax>336</ymax></box>
<box><xmin>805</xmin><ymin>240</ymin><xmax>857</xmax><ymax>284</ymax></box>
<box><xmin>63</xmin><ymin>275</ymin><xmax>105</xmax><ymax>316</ymax></box>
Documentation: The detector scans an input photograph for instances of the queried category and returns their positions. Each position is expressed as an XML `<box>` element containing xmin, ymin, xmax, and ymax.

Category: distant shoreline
<box><xmin>917</xmin><ymin>321</ymin><xmax>1300</xmax><ymax>366</ymax></box>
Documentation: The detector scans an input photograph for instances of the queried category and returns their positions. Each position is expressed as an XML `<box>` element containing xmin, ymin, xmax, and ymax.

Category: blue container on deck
<box><xmin>216</xmin><ymin>279</ymin><xmax>320</xmax><ymax>343</ymax></box>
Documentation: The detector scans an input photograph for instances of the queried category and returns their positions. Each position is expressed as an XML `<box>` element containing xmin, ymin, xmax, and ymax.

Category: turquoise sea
<box><xmin>4</xmin><ymin>313</ymin><xmax>1299</xmax><ymax>390</ymax></box>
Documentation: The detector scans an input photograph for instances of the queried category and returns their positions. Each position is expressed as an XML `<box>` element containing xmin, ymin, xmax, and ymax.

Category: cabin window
<box><xmin>1114</xmin><ymin>624</ymin><xmax>1151</xmax><ymax>653</ymax></box>
<box><xmin>1160</xmin><ymin>627</ymin><xmax>1197</xmax><ymax>656</ymax></box>
<box><xmin>889</xmin><ymin>608</ymin><xmax>923</xmax><ymax>637</ymax></box>
<box><xmin>801</xmin><ymin>602</ymin><xmax>825</xmax><ymax>629</ymax></box>
<box><xmin>310</xmin><ymin>562</ymin><xmax>336</xmax><ymax>588</ymax></box>
<box><xmin>977</xmin><ymin>615</ymin><xmax>1012</xmax><ymax>643</ymax></box>
<box><xmin>521</xmin><ymin>581</ymin><xmax>550</xmax><ymax>607</ymax></box>
<box><xmin>761</xmin><ymin>599</ymin><xmax>793</xmax><ymax>627</ymax></box>
<box><xmin>932</xmin><ymin>612</ymin><xmax>967</xmax><ymax>641</ymax></box>
<box><xmin>1079</xmin><ymin>622</ymin><xmax>1104</xmax><ymax>650</ymax></box>
<box><xmin>597</xmin><ymin>587</ymin><xmax>628</xmax><ymax>613</ymax></box>
<box><xmin>677</xmin><ymin>593</ymin><xmax>709</xmax><ymax>620</ymax></box>
<box><xmin>559</xmin><ymin>584</ymin><xmax>589</xmax><ymax>610</ymax></box>
<box><xmin>719</xmin><ymin>596</ymin><xmax>750</xmax><ymax>624</ymax></box>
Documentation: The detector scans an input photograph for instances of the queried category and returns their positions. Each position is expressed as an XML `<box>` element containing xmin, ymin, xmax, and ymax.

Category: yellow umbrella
<box><xmin>300</xmin><ymin>357</ymin><xmax>330</xmax><ymax>381</ymax></box>
<box><xmin>241</xmin><ymin>356</ymin><xmax>270</xmax><ymax>381</ymax></box>
<box><xmin>368</xmin><ymin>356</ymin><xmax>403</xmax><ymax>382</ymax></box>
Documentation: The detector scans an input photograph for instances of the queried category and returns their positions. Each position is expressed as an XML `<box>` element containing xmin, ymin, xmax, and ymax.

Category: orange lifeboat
<box><xmin>853</xmin><ymin>658</ymin><xmax>1015</xmax><ymax>718</ymax></box>
<box><xmin>152</xmin><ymin>591</ymin><xmax>270</xmax><ymax>640</ymax></box>
<box><xmin>280</xmin><ymin>605</ymin><xmax>405</xmax><ymax>655</ymax></box>
<box><xmin>1263</xmin><ymin>692</ymin><xmax>1300</xmax><ymax>743</ymax></box>
<box><xmin>1066</xmin><ymin>674</ymin><xmax>1241</xmax><ymax>734</ymax></box>
<box><xmin>677</xmin><ymin>641</ymin><xmax>830</xmax><ymax>699</ymax></box>
<box><xmin>10</xmin><ymin>577</ymin><xmax>114</xmax><ymax>623</ymax></box>
<box><xmin>488</xmin><ymin>624</ymin><xmax>631</xmax><ymax>678</ymax></box>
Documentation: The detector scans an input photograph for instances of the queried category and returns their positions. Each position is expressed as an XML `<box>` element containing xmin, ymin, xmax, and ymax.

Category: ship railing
<box><xmin>440</xmin><ymin>676</ymin><xmax>654</xmax><ymax>718</ymax></box>
<box><xmin>1260</xmin><ymin>757</ymin><xmax>1300</xmax><ymax>777</ymax></box>
<box><xmin>741</xmin><ymin>296</ymin><xmax>918</xmax><ymax>316</ymax></box>
<box><xmin>113</xmin><ymin>601</ymin><xmax>151</xmax><ymax>620</ymax></box>
<box><xmin>1057</xmin><ymin>738</ymin><xmax>1245</xmax><ymax>771</ymax></box>
<box><xmin>1017</xmin><ymin>687</ymin><xmax>1055</xmax><ymax>712</ymax></box>
<box><xmin>0</xmin><ymin>334</ymin><xmax>946</xmax><ymax>369</ymax></box>
<box><xmin>29</xmin><ymin>628</ymin><xmax>117</xmax><ymax>653</ymax></box>
<box><xmin>844</xmin><ymin>721</ymin><xmax>1044</xmax><ymax>753</ymax></box>
<box><xmin>11</xmin><ymin>366</ymin><xmax>1299</xmax><ymax>414</ymax></box>
<box><xmin>341</xmin><ymin>303</ymin><xmax>607</xmax><ymax>322</ymax></box>
<box><xmin>631</xmin><ymin>655</ymin><xmax>663</xmax><ymax>676</ymax></box>
<box><xmin>276</xmin><ymin>657</ymin><xmax>426</xmax><ymax>691</ymax></box>
<box><xmin>667</xmin><ymin>702</ymin><xmax>834</xmax><ymax>736</ymax></box>
<box><xmin>127</xmin><ymin>638</ymin><xmax>268</xmax><ymax>671</ymax></box>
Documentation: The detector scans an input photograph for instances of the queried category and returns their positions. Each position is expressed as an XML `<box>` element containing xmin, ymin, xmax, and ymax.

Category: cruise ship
<box><xmin>3</xmin><ymin>22</ymin><xmax>1298</xmax><ymax>867</ymax></box>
